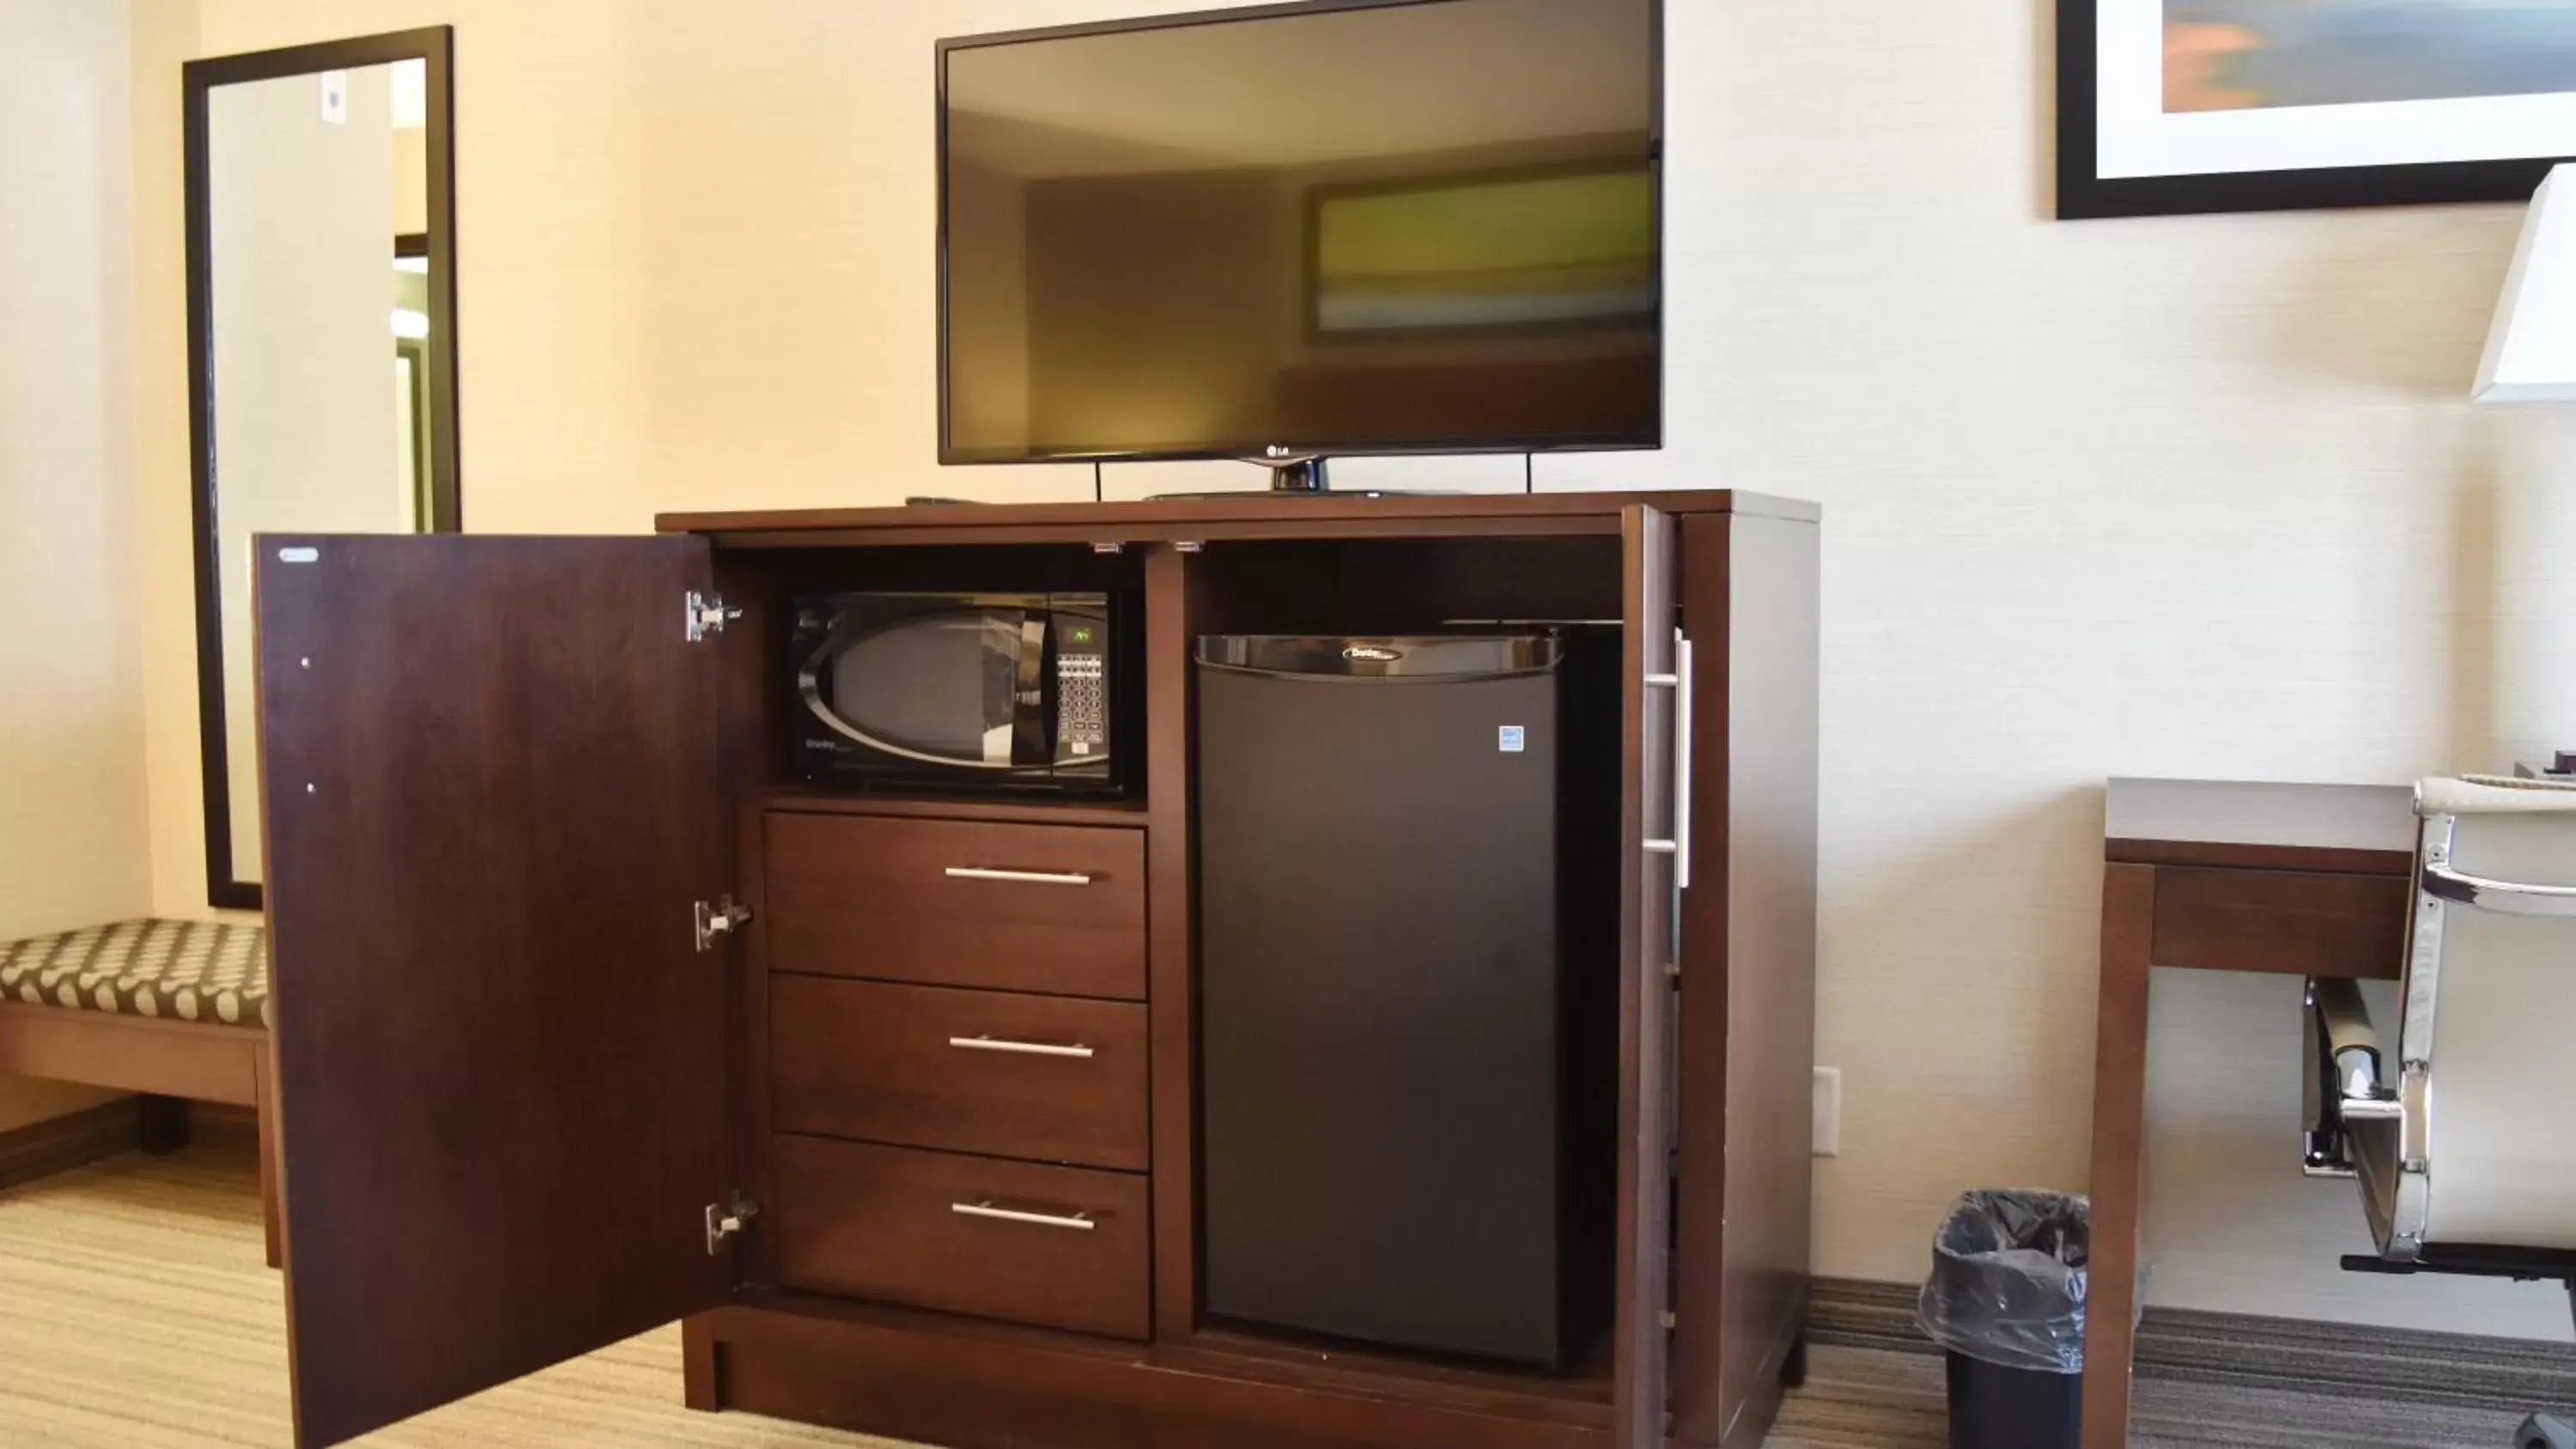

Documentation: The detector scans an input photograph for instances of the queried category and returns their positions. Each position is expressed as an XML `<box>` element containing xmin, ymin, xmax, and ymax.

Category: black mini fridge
<box><xmin>1194</xmin><ymin>633</ymin><xmax>1614</xmax><ymax>1370</ymax></box>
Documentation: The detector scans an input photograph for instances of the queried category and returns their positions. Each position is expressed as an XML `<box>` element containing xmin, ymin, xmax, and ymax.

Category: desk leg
<box><xmin>2083</xmin><ymin>862</ymin><xmax>2155</xmax><ymax>1449</ymax></box>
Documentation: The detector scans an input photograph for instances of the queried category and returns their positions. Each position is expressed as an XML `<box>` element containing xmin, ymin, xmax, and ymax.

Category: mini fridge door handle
<box><xmin>1643</xmin><ymin>629</ymin><xmax>1694</xmax><ymax>891</ymax></box>
<box><xmin>1673</xmin><ymin>632</ymin><xmax>1693</xmax><ymax>891</ymax></box>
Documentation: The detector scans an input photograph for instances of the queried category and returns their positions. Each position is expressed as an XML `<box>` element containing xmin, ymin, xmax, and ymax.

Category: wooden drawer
<box><xmin>770</xmin><ymin>1135</ymin><xmax>1151</xmax><ymax>1341</ymax></box>
<box><xmin>770</xmin><ymin>976</ymin><xmax>1149</xmax><ymax>1170</ymax></box>
<box><xmin>767</xmin><ymin>813</ymin><xmax>1146</xmax><ymax>999</ymax></box>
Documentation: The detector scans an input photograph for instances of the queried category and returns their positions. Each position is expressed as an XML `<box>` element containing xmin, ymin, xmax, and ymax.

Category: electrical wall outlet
<box><xmin>1813</xmin><ymin>1066</ymin><xmax>1842</xmax><ymax>1157</ymax></box>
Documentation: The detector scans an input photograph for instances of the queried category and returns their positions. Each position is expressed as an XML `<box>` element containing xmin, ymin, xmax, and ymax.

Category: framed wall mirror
<box><xmin>186</xmin><ymin>27</ymin><xmax>458</xmax><ymax>909</ymax></box>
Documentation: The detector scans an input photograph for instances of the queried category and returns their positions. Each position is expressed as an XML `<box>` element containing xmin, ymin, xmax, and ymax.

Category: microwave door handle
<box><xmin>1014</xmin><ymin>612</ymin><xmax>1050</xmax><ymax>768</ymax></box>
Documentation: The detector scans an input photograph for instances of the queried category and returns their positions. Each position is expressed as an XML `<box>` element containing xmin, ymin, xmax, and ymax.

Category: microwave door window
<box><xmin>828</xmin><ymin>611</ymin><xmax>1024</xmax><ymax>767</ymax></box>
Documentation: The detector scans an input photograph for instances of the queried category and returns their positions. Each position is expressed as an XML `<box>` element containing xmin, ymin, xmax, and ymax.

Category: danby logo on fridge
<box><xmin>1341</xmin><ymin>645</ymin><xmax>1404</xmax><ymax>664</ymax></box>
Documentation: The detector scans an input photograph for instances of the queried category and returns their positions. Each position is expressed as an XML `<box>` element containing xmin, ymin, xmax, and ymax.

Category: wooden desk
<box><xmin>2082</xmin><ymin>779</ymin><xmax>2418</xmax><ymax>1448</ymax></box>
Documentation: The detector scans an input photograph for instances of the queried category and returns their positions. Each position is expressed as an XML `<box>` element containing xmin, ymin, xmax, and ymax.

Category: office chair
<box><xmin>2304</xmin><ymin>776</ymin><xmax>2576</xmax><ymax>1449</ymax></box>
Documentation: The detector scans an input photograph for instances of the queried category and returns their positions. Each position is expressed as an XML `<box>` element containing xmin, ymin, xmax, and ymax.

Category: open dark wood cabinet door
<box><xmin>1612</xmin><ymin>505</ymin><xmax>1679</xmax><ymax>1449</ymax></box>
<box><xmin>256</xmin><ymin>536</ymin><xmax>742</xmax><ymax>1447</ymax></box>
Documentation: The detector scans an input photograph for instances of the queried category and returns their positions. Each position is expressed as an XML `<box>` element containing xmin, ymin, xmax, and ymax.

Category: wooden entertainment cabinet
<box><xmin>253</xmin><ymin>490</ymin><xmax>1820</xmax><ymax>1449</ymax></box>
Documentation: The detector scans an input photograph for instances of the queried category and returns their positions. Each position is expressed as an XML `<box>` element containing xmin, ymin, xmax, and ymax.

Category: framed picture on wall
<box><xmin>2057</xmin><ymin>0</ymin><xmax>2576</xmax><ymax>218</ymax></box>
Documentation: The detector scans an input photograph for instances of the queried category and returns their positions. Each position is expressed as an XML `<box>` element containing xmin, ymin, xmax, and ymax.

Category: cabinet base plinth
<box><xmin>683</xmin><ymin>1300</ymin><xmax>1612</xmax><ymax>1449</ymax></box>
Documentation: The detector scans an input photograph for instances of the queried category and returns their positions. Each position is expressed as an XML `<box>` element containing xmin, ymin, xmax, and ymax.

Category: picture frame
<box><xmin>2057</xmin><ymin>0</ymin><xmax>2576</xmax><ymax>219</ymax></box>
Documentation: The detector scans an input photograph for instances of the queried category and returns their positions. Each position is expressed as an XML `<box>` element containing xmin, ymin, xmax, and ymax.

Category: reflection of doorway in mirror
<box><xmin>395</xmin><ymin>335</ymin><xmax>430</xmax><ymax>529</ymax></box>
<box><xmin>391</xmin><ymin>58</ymin><xmax>432</xmax><ymax>524</ymax></box>
<box><xmin>206</xmin><ymin>58</ymin><xmax>430</xmax><ymax>881</ymax></box>
<box><xmin>393</xmin><ymin>237</ymin><xmax>431</xmax><ymax>529</ymax></box>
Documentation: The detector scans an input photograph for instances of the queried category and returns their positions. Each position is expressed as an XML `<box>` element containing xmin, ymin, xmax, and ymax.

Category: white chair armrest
<box><xmin>2425</xmin><ymin>863</ymin><xmax>2576</xmax><ymax>918</ymax></box>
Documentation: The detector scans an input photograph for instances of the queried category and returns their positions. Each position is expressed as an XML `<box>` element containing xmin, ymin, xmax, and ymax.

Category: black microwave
<box><xmin>788</xmin><ymin>591</ymin><xmax>1132</xmax><ymax>796</ymax></box>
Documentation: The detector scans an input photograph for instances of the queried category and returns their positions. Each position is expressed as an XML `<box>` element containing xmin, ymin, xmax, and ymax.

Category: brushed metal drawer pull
<box><xmin>945</xmin><ymin>866</ymin><xmax>1096</xmax><ymax>887</ymax></box>
<box><xmin>951</xmin><ymin>1200</ymin><xmax>1097</xmax><ymax>1232</ymax></box>
<box><xmin>948</xmin><ymin>1035</ymin><xmax>1097</xmax><ymax>1059</ymax></box>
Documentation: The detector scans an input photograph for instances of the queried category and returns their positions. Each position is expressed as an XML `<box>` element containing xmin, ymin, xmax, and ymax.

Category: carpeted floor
<box><xmin>0</xmin><ymin>1136</ymin><xmax>905</xmax><ymax>1448</ymax></box>
<box><xmin>1788</xmin><ymin>1274</ymin><xmax>2571</xmax><ymax>1448</ymax></box>
<box><xmin>1767</xmin><ymin>1338</ymin><xmax>2535</xmax><ymax>1447</ymax></box>
<box><xmin>0</xmin><ymin>1135</ymin><xmax>2548</xmax><ymax>1447</ymax></box>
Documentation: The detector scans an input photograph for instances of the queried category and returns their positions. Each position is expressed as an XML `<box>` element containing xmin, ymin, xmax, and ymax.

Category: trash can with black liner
<box><xmin>1917</xmin><ymin>1189</ymin><xmax>2088</xmax><ymax>1449</ymax></box>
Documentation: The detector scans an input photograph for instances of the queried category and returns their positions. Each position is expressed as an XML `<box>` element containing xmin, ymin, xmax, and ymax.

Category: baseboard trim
<box><xmin>1808</xmin><ymin>1276</ymin><xmax>2576</xmax><ymax>1413</ymax></box>
<box><xmin>0</xmin><ymin>1099</ymin><xmax>143</xmax><ymax>1193</ymax></box>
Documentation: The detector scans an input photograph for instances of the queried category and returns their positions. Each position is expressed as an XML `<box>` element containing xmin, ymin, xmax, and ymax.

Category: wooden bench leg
<box><xmin>136</xmin><ymin>1094</ymin><xmax>191</xmax><ymax>1155</ymax></box>
<box><xmin>254</xmin><ymin>1051</ymin><xmax>281</xmax><ymax>1270</ymax></box>
<box><xmin>683</xmin><ymin>1317</ymin><xmax>722</xmax><ymax>1410</ymax></box>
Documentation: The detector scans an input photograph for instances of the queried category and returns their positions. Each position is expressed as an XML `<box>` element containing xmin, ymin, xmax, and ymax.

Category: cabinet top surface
<box><xmin>658</xmin><ymin>488</ymin><xmax>1815</xmax><ymax>541</ymax></box>
<box><xmin>2105</xmin><ymin>778</ymin><xmax>2419</xmax><ymax>874</ymax></box>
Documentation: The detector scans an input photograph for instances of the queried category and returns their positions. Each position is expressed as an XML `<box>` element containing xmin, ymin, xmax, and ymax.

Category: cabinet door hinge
<box><xmin>705</xmin><ymin>1191</ymin><xmax>761</xmax><ymax>1254</ymax></box>
<box><xmin>693</xmin><ymin>896</ymin><xmax>753</xmax><ymax>951</ymax></box>
<box><xmin>685</xmin><ymin>591</ymin><xmax>741</xmax><ymax>642</ymax></box>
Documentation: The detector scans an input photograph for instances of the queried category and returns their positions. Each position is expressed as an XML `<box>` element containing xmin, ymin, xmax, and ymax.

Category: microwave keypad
<box><xmin>1060</xmin><ymin>652</ymin><xmax>1106</xmax><ymax>758</ymax></box>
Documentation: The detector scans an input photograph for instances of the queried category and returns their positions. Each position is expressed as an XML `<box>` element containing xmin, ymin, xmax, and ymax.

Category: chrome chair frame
<box><xmin>2304</xmin><ymin>786</ymin><xmax>2576</xmax><ymax>1449</ymax></box>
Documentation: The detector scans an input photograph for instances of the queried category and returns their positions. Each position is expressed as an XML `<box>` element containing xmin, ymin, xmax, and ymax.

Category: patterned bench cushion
<box><xmin>0</xmin><ymin>920</ymin><xmax>269</xmax><ymax>1029</ymax></box>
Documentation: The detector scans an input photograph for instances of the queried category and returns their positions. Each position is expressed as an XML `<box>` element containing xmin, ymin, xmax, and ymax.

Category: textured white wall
<box><xmin>128</xmin><ymin>0</ymin><xmax>2576</xmax><ymax>1336</ymax></box>
<box><xmin>1639</xmin><ymin>3</ymin><xmax>2576</xmax><ymax>1338</ymax></box>
<box><xmin>0</xmin><ymin>0</ymin><xmax>151</xmax><ymax>1130</ymax></box>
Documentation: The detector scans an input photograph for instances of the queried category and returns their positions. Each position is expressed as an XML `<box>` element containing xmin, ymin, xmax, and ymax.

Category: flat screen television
<box><xmin>938</xmin><ymin>0</ymin><xmax>1662</xmax><ymax>485</ymax></box>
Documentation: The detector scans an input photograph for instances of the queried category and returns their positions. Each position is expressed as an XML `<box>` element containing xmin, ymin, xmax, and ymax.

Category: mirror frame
<box><xmin>184</xmin><ymin>27</ymin><xmax>459</xmax><ymax>911</ymax></box>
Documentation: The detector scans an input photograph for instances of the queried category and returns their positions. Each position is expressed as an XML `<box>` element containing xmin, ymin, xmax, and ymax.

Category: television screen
<box><xmin>939</xmin><ymin>0</ymin><xmax>1660</xmax><ymax>465</ymax></box>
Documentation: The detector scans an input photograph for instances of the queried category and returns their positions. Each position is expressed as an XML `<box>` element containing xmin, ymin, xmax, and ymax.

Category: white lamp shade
<box><xmin>2476</xmin><ymin>164</ymin><xmax>2576</xmax><ymax>403</ymax></box>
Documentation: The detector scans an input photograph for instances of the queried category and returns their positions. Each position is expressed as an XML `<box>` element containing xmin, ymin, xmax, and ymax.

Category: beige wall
<box><xmin>130</xmin><ymin>0</ymin><xmax>2576</xmax><ymax>1337</ymax></box>
<box><xmin>134</xmin><ymin>0</ymin><xmax>208</xmax><ymax>925</ymax></box>
<box><xmin>0</xmin><ymin>0</ymin><xmax>153</xmax><ymax>1130</ymax></box>
<box><xmin>392</xmin><ymin>121</ymin><xmax>424</xmax><ymax>235</ymax></box>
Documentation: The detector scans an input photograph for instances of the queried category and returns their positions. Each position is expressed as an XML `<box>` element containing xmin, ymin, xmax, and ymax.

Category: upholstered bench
<box><xmin>0</xmin><ymin>919</ymin><xmax>278</xmax><ymax>1265</ymax></box>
